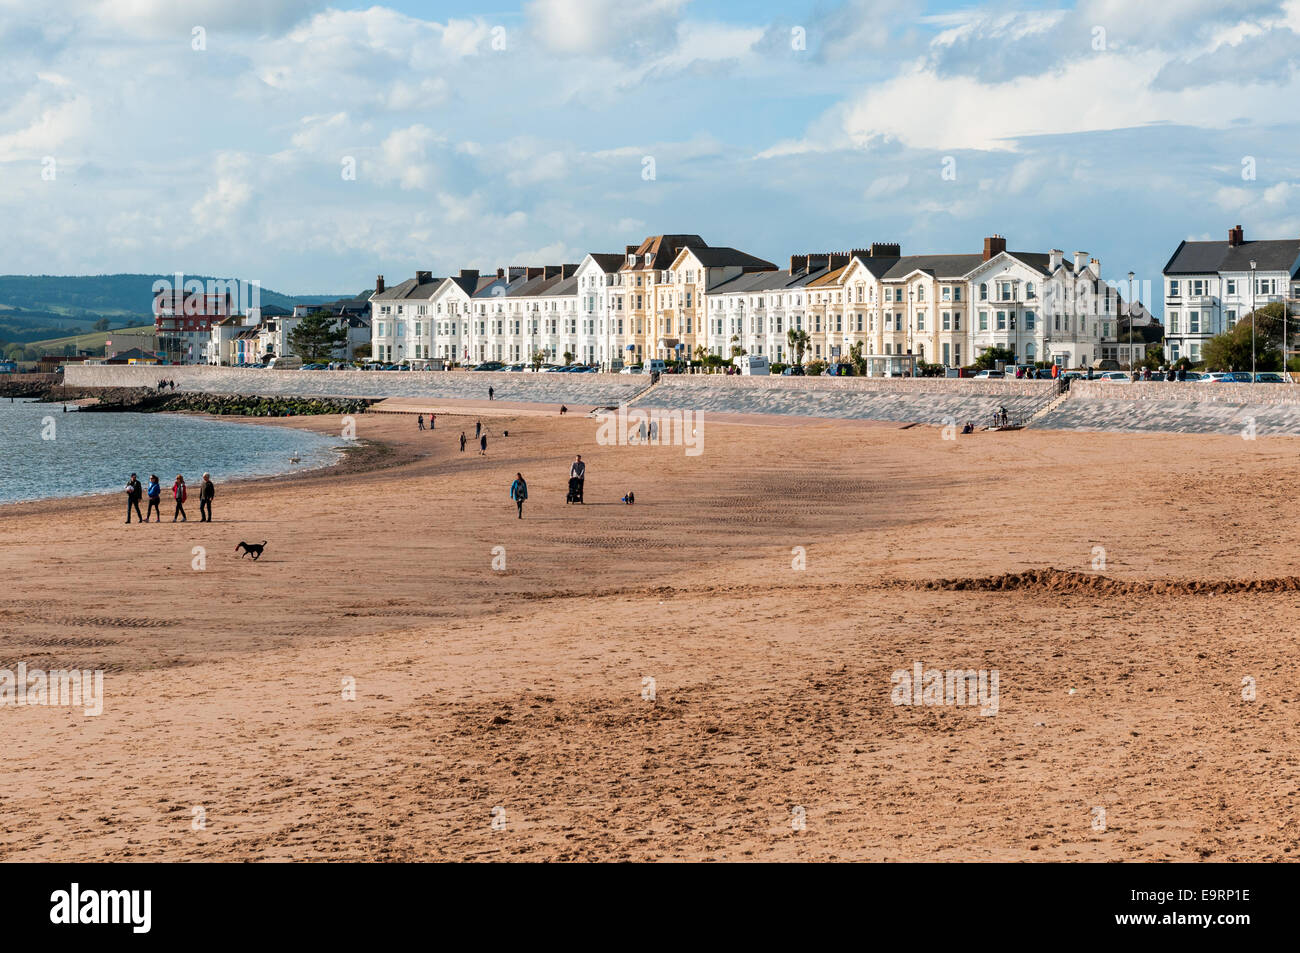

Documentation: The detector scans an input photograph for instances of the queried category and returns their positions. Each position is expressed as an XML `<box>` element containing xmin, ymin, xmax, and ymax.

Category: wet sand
<box><xmin>2</xmin><ymin>410</ymin><xmax>1298</xmax><ymax>861</ymax></box>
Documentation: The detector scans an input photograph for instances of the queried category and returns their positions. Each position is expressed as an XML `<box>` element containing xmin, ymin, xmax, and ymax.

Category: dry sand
<box><xmin>2</xmin><ymin>407</ymin><xmax>1299</xmax><ymax>861</ymax></box>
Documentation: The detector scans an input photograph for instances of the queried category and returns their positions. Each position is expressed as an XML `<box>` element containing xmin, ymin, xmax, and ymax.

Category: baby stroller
<box><xmin>566</xmin><ymin>476</ymin><xmax>584</xmax><ymax>504</ymax></box>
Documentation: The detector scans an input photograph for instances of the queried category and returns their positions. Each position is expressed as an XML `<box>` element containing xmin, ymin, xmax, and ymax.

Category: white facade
<box><xmin>1163</xmin><ymin>227</ymin><xmax>1300</xmax><ymax>364</ymax></box>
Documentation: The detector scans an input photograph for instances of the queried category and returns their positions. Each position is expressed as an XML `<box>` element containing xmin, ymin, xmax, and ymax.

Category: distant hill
<box><xmin>0</xmin><ymin>274</ymin><xmax>360</xmax><ymax>347</ymax></box>
<box><xmin>0</xmin><ymin>274</ymin><xmax>355</xmax><ymax>319</ymax></box>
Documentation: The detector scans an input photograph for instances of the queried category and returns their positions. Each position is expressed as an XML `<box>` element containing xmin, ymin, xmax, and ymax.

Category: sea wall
<box><xmin>1036</xmin><ymin>380</ymin><xmax>1300</xmax><ymax>434</ymax></box>
<box><xmin>632</xmin><ymin>375</ymin><xmax>1059</xmax><ymax>423</ymax></box>
<box><xmin>63</xmin><ymin>364</ymin><xmax>644</xmax><ymax>406</ymax></box>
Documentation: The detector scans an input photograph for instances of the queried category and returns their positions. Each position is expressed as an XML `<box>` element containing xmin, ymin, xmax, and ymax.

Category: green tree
<box><xmin>787</xmin><ymin>328</ymin><xmax>810</xmax><ymax>365</ymax></box>
<box><xmin>563</xmin><ymin>350</ymin><xmax>574</xmax><ymax>366</ymax></box>
<box><xmin>288</xmin><ymin>310</ymin><xmax>348</xmax><ymax>363</ymax></box>
<box><xmin>1202</xmin><ymin>302</ymin><xmax>1285</xmax><ymax>371</ymax></box>
<box><xmin>531</xmin><ymin>349</ymin><xmax>546</xmax><ymax>370</ymax></box>
<box><xmin>847</xmin><ymin>341</ymin><xmax>868</xmax><ymax>376</ymax></box>
<box><xmin>973</xmin><ymin>345</ymin><xmax>1015</xmax><ymax>370</ymax></box>
<box><xmin>729</xmin><ymin>334</ymin><xmax>746</xmax><ymax>357</ymax></box>
<box><xmin>92</xmin><ymin>317</ymin><xmax>111</xmax><ymax>332</ymax></box>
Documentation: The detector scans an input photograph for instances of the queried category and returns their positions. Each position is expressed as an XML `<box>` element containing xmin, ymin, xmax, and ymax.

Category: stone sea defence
<box><xmin>62</xmin><ymin>364</ymin><xmax>644</xmax><ymax>406</ymax></box>
<box><xmin>1033</xmin><ymin>380</ymin><xmax>1300</xmax><ymax>434</ymax></box>
<box><xmin>630</xmin><ymin>375</ymin><xmax>1061</xmax><ymax>425</ymax></box>
<box><xmin>41</xmin><ymin>385</ymin><xmax>372</xmax><ymax>417</ymax></box>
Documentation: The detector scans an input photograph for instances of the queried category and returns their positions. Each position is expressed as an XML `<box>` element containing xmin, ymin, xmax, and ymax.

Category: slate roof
<box><xmin>680</xmin><ymin>246</ymin><xmax>777</xmax><ymax>271</ymax></box>
<box><xmin>1164</xmin><ymin>239</ymin><xmax>1300</xmax><ymax>276</ymax></box>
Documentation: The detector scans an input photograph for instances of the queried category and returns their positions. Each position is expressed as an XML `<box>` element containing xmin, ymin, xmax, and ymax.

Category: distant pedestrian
<box><xmin>637</xmin><ymin>419</ymin><xmax>646</xmax><ymax>443</ymax></box>
<box><xmin>648</xmin><ymin>420</ymin><xmax>658</xmax><ymax>441</ymax></box>
<box><xmin>172</xmin><ymin>475</ymin><xmax>188</xmax><ymax>522</ymax></box>
<box><xmin>146</xmin><ymin>474</ymin><xmax>162</xmax><ymax>522</ymax></box>
<box><xmin>460</xmin><ymin>431</ymin><xmax>467</xmax><ymax>452</ymax></box>
<box><xmin>418</xmin><ymin>413</ymin><xmax>425</xmax><ymax>431</ymax></box>
<box><xmin>199</xmin><ymin>472</ymin><xmax>214</xmax><ymax>522</ymax></box>
<box><xmin>569</xmin><ymin>454</ymin><xmax>586</xmax><ymax>504</ymax></box>
<box><xmin>430</xmin><ymin>414</ymin><xmax>436</xmax><ymax>430</ymax></box>
<box><xmin>476</xmin><ymin>420</ymin><xmax>482</xmax><ymax>438</ymax></box>
<box><xmin>480</xmin><ymin>434</ymin><xmax>487</xmax><ymax>455</ymax></box>
<box><xmin>125</xmin><ymin>473</ymin><xmax>144</xmax><ymax>523</ymax></box>
<box><xmin>510</xmin><ymin>472</ymin><xmax>528</xmax><ymax>518</ymax></box>
<box><xmin>488</xmin><ymin>386</ymin><xmax>495</xmax><ymax>401</ymax></box>
<box><xmin>560</xmin><ymin>404</ymin><xmax>568</xmax><ymax>415</ymax></box>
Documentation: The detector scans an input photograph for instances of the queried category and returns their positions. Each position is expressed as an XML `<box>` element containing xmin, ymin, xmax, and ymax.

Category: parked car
<box><xmin>1097</xmin><ymin>371</ymin><xmax>1129</xmax><ymax>381</ymax></box>
<box><xmin>472</xmin><ymin>361</ymin><xmax>504</xmax><ymax>371</ymax></box>
<box><xmin>781</xmin><ymin>366</ymin><xmax>805</xmax><ymax>376</ymax></box>
<box><xmin>1222</xmin><ymin>371</ymin><xmax>1254</xmax><ymax>383</ymax></box>
<box><xmin>619</xmin><ymin>364</ymin><xmax>644</xmax><ymax>374</ymax></box>
<box><xmin>1254</xmin><ymin>372</ymin><xmax>1287</xmax><ymax>383</ymax></box>
<box><xmin>972</xmin><ymin>369</ymin><xmax>1004</xmax><ymax>379</ymax></box>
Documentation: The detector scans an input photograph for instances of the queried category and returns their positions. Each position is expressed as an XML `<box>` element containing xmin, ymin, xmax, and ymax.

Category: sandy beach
<box><xmin>2</xmin><ymin>407</ymin><xmax>1299</xmax><ymax>861</ymax></box>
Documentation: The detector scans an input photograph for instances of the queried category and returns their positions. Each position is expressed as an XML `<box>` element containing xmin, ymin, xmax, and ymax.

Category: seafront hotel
<box><xmin>370</xmin><ymin>233</ymin><xmax>1131</xmax><ymax>372</ymax></box>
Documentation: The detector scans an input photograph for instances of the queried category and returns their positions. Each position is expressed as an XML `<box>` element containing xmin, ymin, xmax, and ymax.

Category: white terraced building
<box><xmin>708</xmin><ymin>237</ymin><xmax>1124</xmax><ymax>369</ymax></box>
<box><xmin>1162</xmin><ymin>225</ymin><xmax>1300</xmax><ymax>365</ymax></box>
<box><xmin>373</xmin><ymin>233</ymin><xmax>1134</xmax><ymax>371</ymax></box>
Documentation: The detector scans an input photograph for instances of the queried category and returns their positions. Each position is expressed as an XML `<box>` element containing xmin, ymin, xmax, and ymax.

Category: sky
<box><xmin>3</xmin><ymin>0</ymin><xmax>1300</xmax><ymax>313</ymax></box>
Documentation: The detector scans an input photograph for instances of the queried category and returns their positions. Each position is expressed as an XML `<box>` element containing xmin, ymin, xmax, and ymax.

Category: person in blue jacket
<box><xmin>145</xmin><ymin>474</ymin><xmax>162</xmax><ymax>522</ymax></box>
<box><xmin>510</xmin><ymin>472</ymin><xmax>528</xmax><ymax>519</ymax></box>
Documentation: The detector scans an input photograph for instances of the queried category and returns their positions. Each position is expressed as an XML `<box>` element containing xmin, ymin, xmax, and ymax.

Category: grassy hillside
<box><xmin>23</xmin><ymin>324</ymin><xmax>157</xmax><ymax>353</ymax></box>
<box><xmin>0</xmin><ymin>274</ymin><xmax>354</xmax><ymax>320</ymax></box>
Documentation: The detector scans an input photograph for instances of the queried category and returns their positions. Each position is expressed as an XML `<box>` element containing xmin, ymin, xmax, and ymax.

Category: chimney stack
<box><xmin>829</xmin><ymin>252</ymin><xmax>849</xmax><ymax>270</ymax></box>
<box><xmin>375</xmin><ymin>275</ymin><xmax>385</xmax><ymax>294</ymax></box>
<box><xmin>496</xmin><ymin>267</ymin><xmax>505</xmax><ymax>279</ymax></box>
<box><xmin>870</xmin><ymin>242</ymin><xmax>901</xmax><ymax>258</ymax></box>
<box><xmin>789</xmin><ymin>254</ymin><xmax>800</xmax><ymax>274</ymax></box>
<box><xmin>416</xmin><ymin>270</ymin><xmax>432</xmax><ymax>283</ymax></box>
<box><xmin>458</xmin><ymin>268</ymin><xmax>479</xmax><ymax>282</ymax></box>
<box><xmin>525</xmin><ymin>267</ymin><xmax>543</xmax><ymax>280</ymax></box>
<box><xmin>543</xmin><ymin>265</ymin><xmax>560</xmax><ymax>279</ymax></box>
<box><xmin>982</xmin><ymin>235</ymin><xmax>1006</xmax><ymax>261</ymax></box>
<box><xmin>561</xmin><ymin>263</ymin><xmax>578</xmax><ymax>279</ymax></box>
<box><xmin>1049</xmin><ymin>249</ymin><xmax>1063</xmax><ymax>271</ymax></box>
<box><xmin>1089</xmin><ymin>257</ymin><xmax>1101</xmax><ymax>278</ymax></box>
<box><xmin>508</xmin><ymin>266</ymin><xmax>526</xmax><ymax>281</ymax></box>
<box><xmin>1229</xmin><ymin>224</ymin><xmax>1245</xmax><ymax>247</ymax></box>
<box><xmin>1073</xmin><ymin>251</ymin><xmax>1087</xmax><ymax>273</ymax></box>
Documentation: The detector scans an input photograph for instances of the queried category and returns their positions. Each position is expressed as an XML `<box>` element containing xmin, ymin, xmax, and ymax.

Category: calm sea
<box><xmin>0</xmin><ymin>399</ymin><xmax>343</xmax><ymax>505</ymax></box>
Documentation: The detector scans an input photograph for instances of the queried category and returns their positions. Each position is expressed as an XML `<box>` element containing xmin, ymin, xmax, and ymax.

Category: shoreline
<box><xmin>0</xmin><ymin>411</ymin><xmax>409</xmax><ymax>517</ymax></box>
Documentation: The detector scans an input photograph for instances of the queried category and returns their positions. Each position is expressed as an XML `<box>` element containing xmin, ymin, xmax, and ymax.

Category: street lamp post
<box><xmin>1127</xmin><ymin>271</ymin><xmax>1136</xmax><ymax>370</ymax></box>
<box><xmin>1250</xmin><ymin>259</ymin><xmax>1257</xmax><ymax>380</ymax></box>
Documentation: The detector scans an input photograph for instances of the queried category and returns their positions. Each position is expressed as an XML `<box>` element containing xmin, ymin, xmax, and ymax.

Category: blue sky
<box><xmin>3</xmin><ymin>0</ymin><xmax>1300</xmax><ymax>314</ymax></box>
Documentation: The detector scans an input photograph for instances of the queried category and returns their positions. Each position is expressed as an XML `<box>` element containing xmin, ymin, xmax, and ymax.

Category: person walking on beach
<box><xmin>172</xmin><ymin>475</ymin><xmax>188</xmax><ymax>522</ymax></box>
<box><xmin>460</xmin><ymin>431</ymin><xmax>467</xmax><ymax>452</ymax></box>
<box><xmin>570</xmin><ymin>454</ymin><xmax>586</xmax><ymax>504</ymax></box>
<box><xmin>418</xmin><ymin>413</ymin><xmax>425</xmax><ymax>431</ymax></box>
<box><xmin>489</xmin><ymin>386</ymin><xmax>495</xmax><ymax>401</ymax></box>
<box><xmin>199</xmin><ymin>473</ymin><xmax>215</xmax><ymax>522</ymax></box>
<box><xmin>510</xmin><ymin>472</ymin><xmax>528</xmax><ymax>519</ymax></box>
<box><xmin>125</xmin><ymin>474</ymin><xmax>144</xmax><ymax>523</ymax></box>
<box><xmin>480</xmin><ymin>433</ymin><xmax>488</xmax><ymax>455</ymax></box>
<box><xmin>430</xmin><ymin>413</ymin><xmax>436</xmax><ymax>430</ymax></box>
<box><xmin>475</xmin><ymin>420</ymin><xmax>482</xmax><ymax>438</ymax></box>
<box><xmin>145</xmin><ymin>474</ymin><xmax>162</xmax><ymax>522</ymax></box>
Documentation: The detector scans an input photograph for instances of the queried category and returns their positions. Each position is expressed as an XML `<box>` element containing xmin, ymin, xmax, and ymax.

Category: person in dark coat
<box><xmin>199</xmin><ymin>473</ymin><xmax>215</xmax><ymax>522</ymax></box>
<box><xmin>125</xmin><ymin>474</ymin><xmax>143</xmax><ymax>523</ymax></box>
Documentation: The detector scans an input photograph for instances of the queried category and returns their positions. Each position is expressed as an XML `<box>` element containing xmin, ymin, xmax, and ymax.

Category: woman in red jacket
<box><xmin>172</xmin><ymin>474</ymin><xmax>188</xmax><ymax>522</ymax></box>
